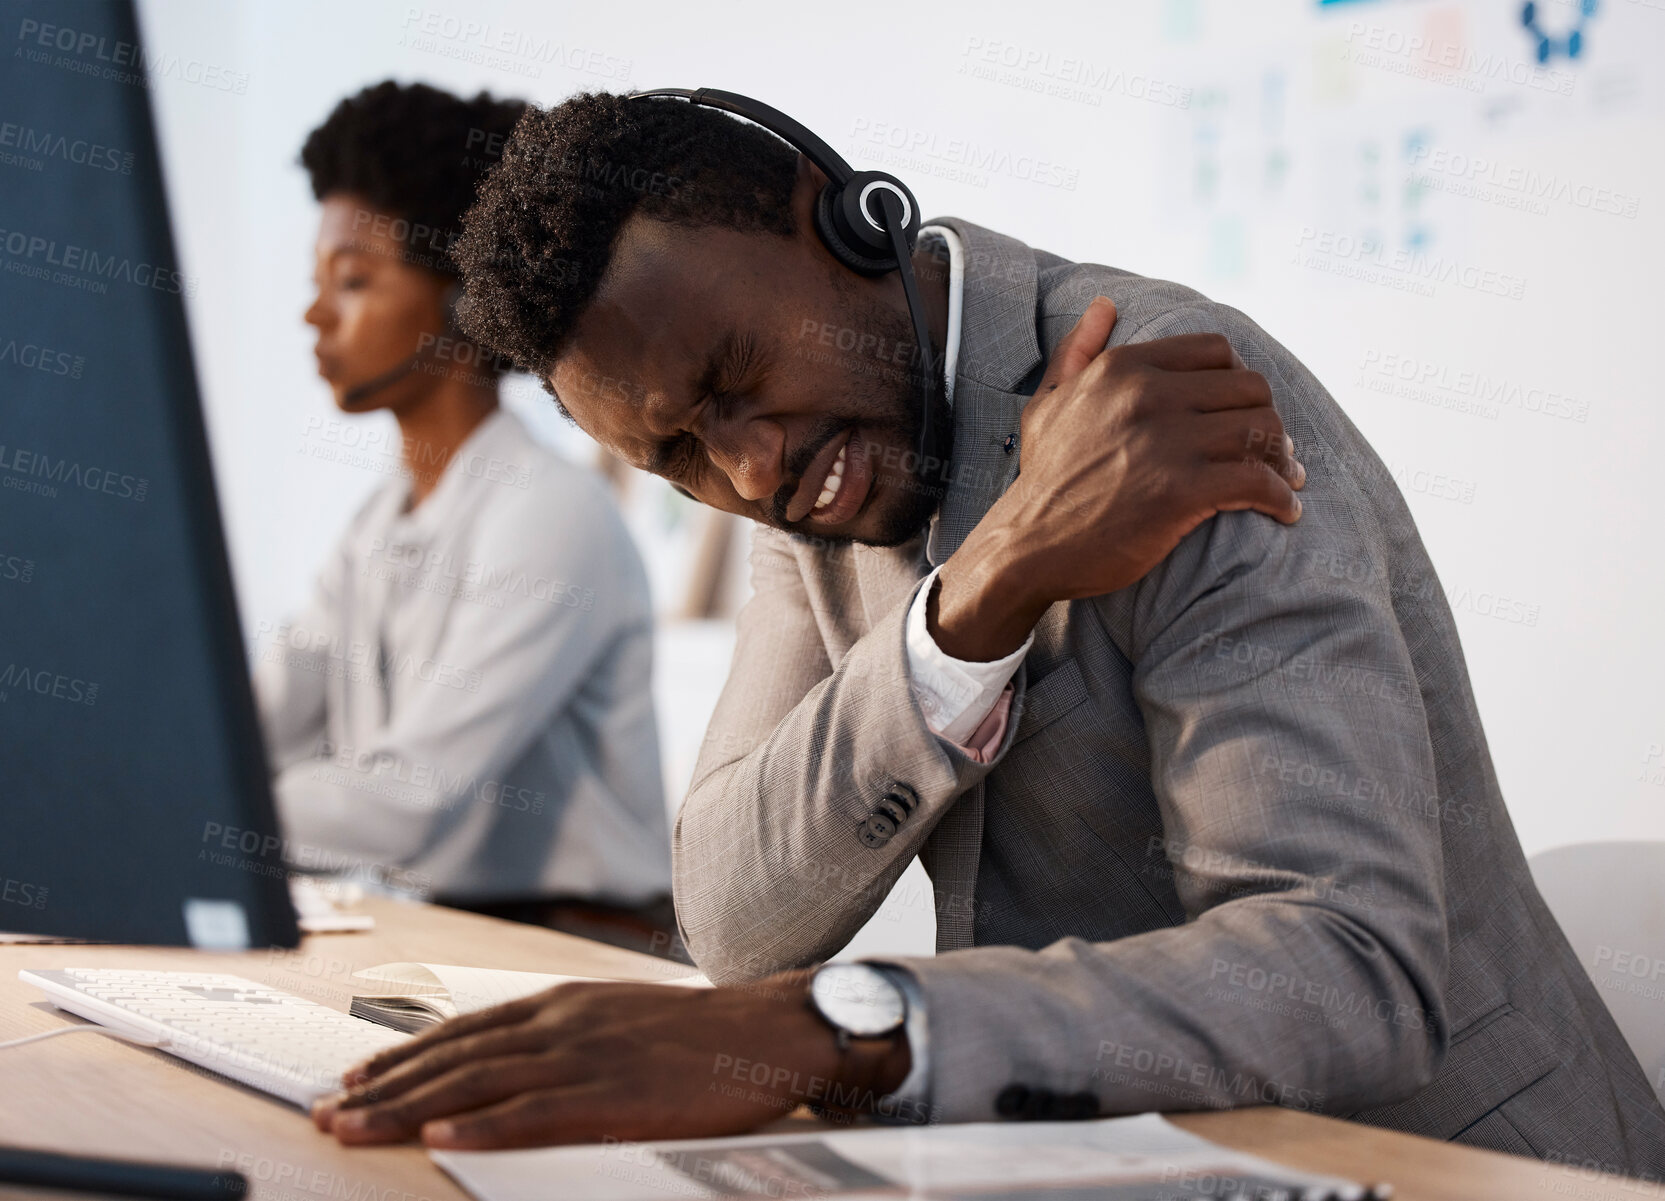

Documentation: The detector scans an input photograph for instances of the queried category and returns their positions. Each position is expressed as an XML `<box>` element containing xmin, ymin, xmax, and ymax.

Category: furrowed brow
<box><xmin>644</xmin><ymin>436</ymin><xmax>682</xmax><ymax>476</ymax></box>
<box><xmin>641</xmin><ymin>333</ymin><xmax>737</xmax><ymax>477</ymax></box>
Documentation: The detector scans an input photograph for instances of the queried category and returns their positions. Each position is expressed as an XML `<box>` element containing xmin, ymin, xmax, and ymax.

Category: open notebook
<box><xmin>349</xmin><ymin>963</ymin><xmax>711</xmax><ymax>1033</ymax></box>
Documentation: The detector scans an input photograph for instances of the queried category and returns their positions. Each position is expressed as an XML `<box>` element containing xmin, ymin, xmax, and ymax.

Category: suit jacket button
<box><xmin>995</xmin><ymin>1085</ymin><xmax>1031</xmax><ymax>1117</ymax></box>
<box><xmin>1057</xmin><ymin>1091</ymin><xmax>1099</xmax><ymax>1120</ymax></box>
<box><xmin>885</xmin><ymin>782</ymin><xmax>919</xmax><ymax>813</ymax></box>
<box><xmin>859</xmin><ymin>815</ymin><xmax>896</xmax><ymax>847</ymax></box>
<box><xmin>875</xmin><ymin>797</ymin><xmax>908</xmax><ymax>825</ymax></box>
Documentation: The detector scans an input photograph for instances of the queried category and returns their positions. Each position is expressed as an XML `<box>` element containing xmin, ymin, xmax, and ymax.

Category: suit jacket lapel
<box><xmin>913</xmin><ymin>220</ymin><xmax>1046</xmax><ymax>949</ymax></box>
<box><xmin>926</xmin><ymin>379</ymin><xmax>1029</xmax><ymax>568</ymax></box>
<box><xmin>921</xmin><ymin>218</ymin><xmax>1045</xmax><ymax>568</ymax></box>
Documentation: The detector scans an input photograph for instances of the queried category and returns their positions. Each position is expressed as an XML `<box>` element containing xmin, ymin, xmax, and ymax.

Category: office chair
<box><xmin>1529</xmin><ymin>840</ymin><xmax>1665</xmax><ymax>1106</ymax></box>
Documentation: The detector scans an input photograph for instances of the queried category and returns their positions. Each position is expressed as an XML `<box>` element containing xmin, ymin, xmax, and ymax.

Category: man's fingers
<box><xmin>1194</xmin><ymin>406</ymin><xmax>1298</xmax><ymax>474</ymax></box>
<box><xmin>340</xmin><ymin>993</ymin><xmax>548</xmax><ymax>1087</ymax></box>
<box><xmin>420</xmin><ymin>1082</ymin><xmax>627</xmax><ymax>1151</ymax></box>
<box><xmin>1205</xmin><ymin>459</ymin><xmax>1304</xmax><ymax>524</ymax></box>
<box><xmin>330</xmin><ymin>1055</ymin><xmax>574</xmax><ymax>1145</ymax></box>
<box><xmin>322</xmin><ymin>1022</ymin><xmax>556</xmax><ymax>1126</ymax></box>
<box><xmin>1035</xmin><ymin>296</ymin><xmax>1118</xmax><ymax>396</ymax></box>
<box><xmin>1283</xmin><ymin>438</ymin><xmax>1306</xmax><ymax>490</ymax></box>
<box><xmin>1115</xmin><ymin>331</ymin><xmax>1240</xmax><ymax>375</ymax></box>
<box><xmin>1155</xmin><ymin>367</ymin><xmax>1274</xmax><ymax>414</ymax></box>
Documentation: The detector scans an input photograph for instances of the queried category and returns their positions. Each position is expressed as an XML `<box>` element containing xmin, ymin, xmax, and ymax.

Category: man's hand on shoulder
<box><xmin>929</xmin><ymin>297</ymin><xmax>1306</xmax><ymax>661</ymax></box>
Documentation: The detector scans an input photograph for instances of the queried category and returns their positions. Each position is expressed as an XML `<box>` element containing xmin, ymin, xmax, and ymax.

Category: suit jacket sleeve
<box><xmin>881</xmin><ymin>304</ymin><xmax>1452</xmax><ymax>1121</ymax></box>
<box><xmin>674</xmin><ymin>527</ymin><xmax>1025</xmax><ymax>982</ymax></box>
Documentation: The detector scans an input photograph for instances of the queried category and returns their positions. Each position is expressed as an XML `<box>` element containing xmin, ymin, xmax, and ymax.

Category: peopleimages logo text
<box><xmin>0</xmin><ymin>228</ymin><xmax>194</xmax><ymax>297</ymax></box>
<box><xmin>14</xmin><ymin>18</ymin><xmax>249</xmax><ymax>93</ymax></box>
<box><xmin>0</xmin><ymin>121</ymin><xmax>134</xmax><ymax>173</ymax></box>
<box><xmin>0</xmin><ymin>444</ymin><xmax>149</xmax><ymax>501</ymax></box>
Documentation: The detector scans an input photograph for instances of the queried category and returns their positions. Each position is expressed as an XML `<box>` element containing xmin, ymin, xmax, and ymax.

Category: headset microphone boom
<box><xmin>340</xmin><ymin>280</ymin><xmax>464</xmax><ymax>405</ymax></box>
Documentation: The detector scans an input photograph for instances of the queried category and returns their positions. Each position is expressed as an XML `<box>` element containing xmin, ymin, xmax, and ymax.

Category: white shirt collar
<box><xmin>918</xmin><ymin>223</ymin><xmax>966</xmax><ymax>406</ymax></box>
<box><xmin>917</xmin><ymin>224</ymin><xmax>967</xmax><ymax>551</ymax></box>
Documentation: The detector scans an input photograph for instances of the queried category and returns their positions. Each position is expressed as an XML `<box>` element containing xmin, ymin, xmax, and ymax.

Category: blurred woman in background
<box><xmin>255</xmin><ymin>81</ymin><xmax>677</xmax><ymax>957</ymax></box>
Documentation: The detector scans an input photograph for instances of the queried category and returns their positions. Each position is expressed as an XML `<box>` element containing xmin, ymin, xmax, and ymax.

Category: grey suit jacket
<box><xmin>674</xmin><ymin>218</ymin><xmax>1665</xmax><ymax>1175</ymax></box>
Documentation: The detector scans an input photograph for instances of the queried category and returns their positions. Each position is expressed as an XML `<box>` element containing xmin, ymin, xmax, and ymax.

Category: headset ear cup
<box><xmin>814</xmin><ymin>182</ymin><xmax>898</xmax><ymax>275</ymax></box>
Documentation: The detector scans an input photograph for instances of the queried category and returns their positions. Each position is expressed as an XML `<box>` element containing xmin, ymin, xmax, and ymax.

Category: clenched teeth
<box><xmin>812</xmin><ymin>443</ymin><xmax>848</xmax><ymax>513</ymax></box>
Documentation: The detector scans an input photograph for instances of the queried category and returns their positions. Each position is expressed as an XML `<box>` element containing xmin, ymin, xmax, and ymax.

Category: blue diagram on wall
<box><xmin>1521</xmin><ymin>0</ymin><xmax>1598</xmax><ymax>63</ymax></box>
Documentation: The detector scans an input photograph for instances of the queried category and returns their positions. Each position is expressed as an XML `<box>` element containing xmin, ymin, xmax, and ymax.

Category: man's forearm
<box><xmin>676</xmin><ymin>587</ymin><xmax>1011</xmax><ymax>983</ymax></box>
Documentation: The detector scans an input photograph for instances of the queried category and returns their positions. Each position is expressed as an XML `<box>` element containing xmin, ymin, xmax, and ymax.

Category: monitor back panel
<box><xmin>0</xmin><ymin>0</ymin><xmax>299</xmax><ymax>947</ymax></box>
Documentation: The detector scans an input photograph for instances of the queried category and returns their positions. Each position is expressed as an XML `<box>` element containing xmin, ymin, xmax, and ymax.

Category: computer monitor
<box><xmin>0</xmin><ymin>0</ymin><xmax>300</xmax><ymax>948</ymax></box>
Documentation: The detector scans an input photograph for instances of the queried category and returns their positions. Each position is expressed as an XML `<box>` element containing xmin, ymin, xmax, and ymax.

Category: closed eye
<box><xmin>649</xmin><ymin>330</ymin><xmax>762</xmax><ymax>481</ymax></box>
<box><xmin>716</xmin><ymin>332</ymin><xmax>756</xmax><ymax>395</ymax></box>
<box><xmin>659</xmin><ymin>430</ymin><xmax>700</xmax><ymax>479</ymax></box>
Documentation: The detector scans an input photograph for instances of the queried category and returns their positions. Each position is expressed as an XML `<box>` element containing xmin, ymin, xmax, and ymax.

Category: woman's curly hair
<box><xmin>300</xmin><ymin>80</ymin><xmax>527</xmax><ymax>279</ymax></box>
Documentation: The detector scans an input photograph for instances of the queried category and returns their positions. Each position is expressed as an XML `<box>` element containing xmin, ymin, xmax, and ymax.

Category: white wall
<box><xmin>135</xmin><ymin>0</ymin><xmax>1665</xmax><ymax>961</ymax></box>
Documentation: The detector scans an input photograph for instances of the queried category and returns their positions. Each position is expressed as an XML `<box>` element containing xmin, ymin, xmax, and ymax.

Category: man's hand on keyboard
<box><xmin>311</xmin><ymin>971</ymin><xmax>911</xmax><ymax>1148</ymax></box>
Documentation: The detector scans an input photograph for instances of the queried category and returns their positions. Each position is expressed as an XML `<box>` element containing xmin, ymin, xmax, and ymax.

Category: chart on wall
<box><xmin>1148</xmin><ymin>0</ymin><xmax>1655</xmax><ymax>289</ymax></box>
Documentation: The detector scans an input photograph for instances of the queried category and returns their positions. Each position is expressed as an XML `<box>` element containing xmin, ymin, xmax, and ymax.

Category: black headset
<box><xmin>629</xmin><ymin>88</ymin><xmax>939</xmax><ymax>474</ymax></box>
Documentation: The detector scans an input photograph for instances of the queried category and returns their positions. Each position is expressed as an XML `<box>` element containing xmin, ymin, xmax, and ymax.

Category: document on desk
<box><xmin>290</xmin><ymin>878</ymin><xmax>375</xmax><ymax>933</ymax></box>
<box><xmin>349</xmin><ymin>962</ymin><xmax>710</xmax><ymax>1032</ymax></box>
<box><xmin>431</xmin><ymin>1114</ymin><xmax>1365</xmax><ymax>1201</ymax></box>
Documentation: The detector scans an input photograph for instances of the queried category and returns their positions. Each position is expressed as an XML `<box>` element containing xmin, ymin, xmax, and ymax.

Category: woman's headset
<box><xmin>340</xmin><ymin>279</ymin><xmax>465</xmax><ymax>405</ymax></box>
<box><xmin>629</xmin><ymin>88</ymin><xmax>939</xmax><ymax>480</ymax></box>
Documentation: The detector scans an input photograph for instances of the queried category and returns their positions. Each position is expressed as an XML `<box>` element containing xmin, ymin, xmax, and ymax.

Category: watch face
<box><xmin>812</xmin><ymin>964</ymin><xmax>906</xmax><ymax>1038</ymax></box>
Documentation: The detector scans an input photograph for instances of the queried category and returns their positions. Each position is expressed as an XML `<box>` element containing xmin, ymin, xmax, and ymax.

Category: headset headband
<box><xmin>628</xmin><ymin>87</ymin><xmax>921</xmax><ymax>277</ymax></box>
<box><xmin>627</xmin><ymin>87</ymin><xmax>939</xmax><ymax>485</ymax></box>
<box><xmin>629</xmin><ymin>88</ymin><xmax>856</xmax><ymax>187</ymax></box>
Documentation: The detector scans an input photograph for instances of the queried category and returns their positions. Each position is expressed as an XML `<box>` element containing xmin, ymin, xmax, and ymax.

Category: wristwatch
<box><xmin>807</xmin><ymin>963</ymin><xmax>907</xmax><ymax>1050</ymax></box>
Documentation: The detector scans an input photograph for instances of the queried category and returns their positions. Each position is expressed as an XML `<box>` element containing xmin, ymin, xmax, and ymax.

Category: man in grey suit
<box><xmin>312</xmin><ymin>94</ymin><xmax>1665</xmax><ymax>1177</ymax></box>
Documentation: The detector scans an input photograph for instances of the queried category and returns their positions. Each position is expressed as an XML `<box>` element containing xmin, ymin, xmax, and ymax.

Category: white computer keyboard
<box><xmin>19</xmin><ymin>968</ymin><xmax>410</xmax><ymax>1107</ymax></box>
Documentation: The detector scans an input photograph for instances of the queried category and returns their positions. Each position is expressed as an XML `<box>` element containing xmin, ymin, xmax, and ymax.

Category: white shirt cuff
<box><xmin>905</xmin><ymin>565</ymin><xmax>1033</xmax><ymax>744</ymax></box>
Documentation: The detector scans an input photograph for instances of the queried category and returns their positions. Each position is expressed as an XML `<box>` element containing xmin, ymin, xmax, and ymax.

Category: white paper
<box><xmin>432</xmin><ymin>1114</ymin><xmax>1361</xmax><ymax>1201</ymax></box>
<box><xmin>290</xmin><ymin>877</ymin><xmax>375</xmax><ymax>932</ymax></box>
<box><xmin>351</xmin><ymin>962</ymin><xmax>710</xmax><ymax>1020</ymax></box>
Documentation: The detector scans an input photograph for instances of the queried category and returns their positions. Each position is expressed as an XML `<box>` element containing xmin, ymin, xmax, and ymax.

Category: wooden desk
<box><xmin>2</xmin><ymin>898</ymin><xmax>1657</xmax><ymax>1201</ymax></box>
